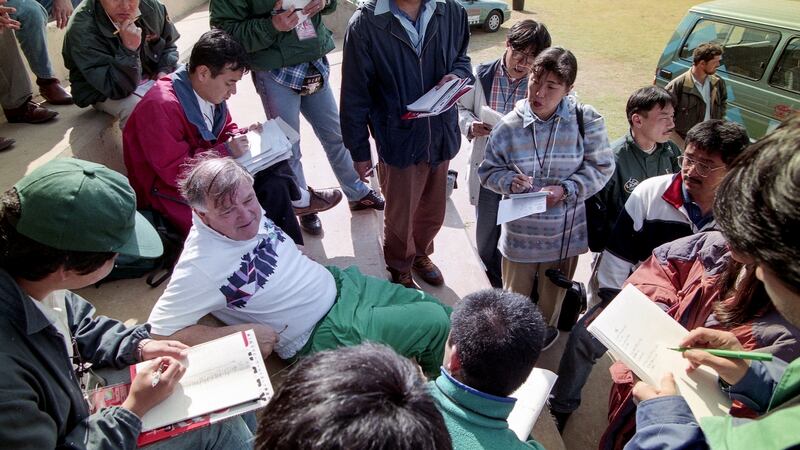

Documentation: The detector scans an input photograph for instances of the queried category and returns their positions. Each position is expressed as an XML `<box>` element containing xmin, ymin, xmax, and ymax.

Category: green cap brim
<box><xmin>113</xmin><ymin>211</ymin><xmax>164</xmax><ymax>258</ymax></box>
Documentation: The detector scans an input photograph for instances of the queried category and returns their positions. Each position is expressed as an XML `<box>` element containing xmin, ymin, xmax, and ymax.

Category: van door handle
<box><xmin>658</xmin><ymin>69</ymin><xmax>673</xmax><ymax>80</ymax></box>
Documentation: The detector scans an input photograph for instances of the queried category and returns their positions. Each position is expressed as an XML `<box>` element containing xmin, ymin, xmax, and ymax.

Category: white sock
<box><xmin>292</xmin><ymin>188</ymin><xmax>311</xmax><ymax>208</ymax></box>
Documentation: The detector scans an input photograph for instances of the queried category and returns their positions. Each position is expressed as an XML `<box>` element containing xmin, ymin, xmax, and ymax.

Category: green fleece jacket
<box><xmin>429</xmin><ymin>371</ymin><xmax>545</xmax><ymax>450</ymax></box>
<box><xmin>63</xmin><ymin>0</ymin><xmax>180</xmax><ymax>107</ymax></box>
<box><xmin>209</xmin><ymin>0</ymin><xmax>336</xmax><ymax>71</ymax></box>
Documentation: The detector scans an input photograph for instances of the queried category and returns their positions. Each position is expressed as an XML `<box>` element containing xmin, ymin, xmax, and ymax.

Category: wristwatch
<box><xmin>558</xmin><ymin>181</ymin><xmax>571</xmax><ymax>200</ymax></box>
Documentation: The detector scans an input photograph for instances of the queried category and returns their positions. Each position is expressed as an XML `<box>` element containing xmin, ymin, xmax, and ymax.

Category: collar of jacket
<box><xmin>171</xmin><ymin>65</ymin><xmax>230</xmax><ymax>142</ymax></box>
<box><xmin>519</xmin><ymin>95</ymin><xmax>572</xmax><ymax>127</ymax></box>
<box><xmin>624</xmin><ymin>130</ymin><xmax>675</xmax><ymax>157</ymax></box>
<box><xmin>661</xmin><ymin>172</ymin><xmax>716</xmax><ymax>231</ymax></box>
<box><xmin>0</xmin><ymin>269</ymin><xmax>52</xmax><ymax>335</ymax></box>
<box><xmin>365</xmin><ymin>0</ymin><xmax>446</xmax><ymax>50</ymax></box>
<box><xmin>434</xmin><ymin>368</ymin><xmax>517</xmax><ymax>420</ymax></box>
<box><xmin>91</xmin><ymin>0</ymin><xmax>160</xmax><ymax>39</ymax></box>
<box><xmin>681</xmin><ymin>70</ymin><xmax>721</xmax><ymax>98</ymax></box>
<box><xmin>477</xmin><ymin>59</ymin><xmax>502</xmax><ymax>104</ymax></box>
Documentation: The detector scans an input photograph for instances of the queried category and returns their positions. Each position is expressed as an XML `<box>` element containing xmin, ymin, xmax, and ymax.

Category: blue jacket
<box><xmin>340</xmin><ymin>0</ymin><xmax>472</xmax><ymax>168</ymax></box>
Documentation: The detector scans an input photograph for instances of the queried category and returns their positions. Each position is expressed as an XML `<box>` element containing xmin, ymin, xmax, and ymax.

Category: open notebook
<box><xmin>89</xmin><ymin>330</ymin><xmax>272</xmax><ymax>446</ymax></box>
<box><xmin>587</xmin><ymin>285</ymin><xmax>732</xmax><ymax>420</ymax></box>
<box><xmin>235</xmin><ymin>117</ymin><xmax>299</xmax><ymax>174</ymax></box>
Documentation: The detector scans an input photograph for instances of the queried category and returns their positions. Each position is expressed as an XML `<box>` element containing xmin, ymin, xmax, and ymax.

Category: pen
<box><xmin>510</xmin><ymin>163</ymin><xmax>525</xmax><ymax>175</ymax></box>
<box><xmin>364</xmin><ymin>162</ymin><xmax>378</xmax><ymax>177</ymax></box>
<box><xmin>151</xmin><ymin>361</ymin><xmax>166</xmax><ymax>387</ymax></box>
<box><xmin>668</xmin><ymin>347</ymin><xmax>773</xmax><ymax>361</ymax></box>
<box><xmin>112</xmin><ymin>15</ymin><xmax>141</xmax><ymax>35</ymax></box>
<box><xmin>270</xmin><ymin>8</ymin><xmax>301</xmax><ymax>15</ymax></box>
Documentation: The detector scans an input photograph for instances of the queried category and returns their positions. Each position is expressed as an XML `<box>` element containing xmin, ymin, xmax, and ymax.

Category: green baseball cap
<box><xmin>13</xmin><ymin>158</ymin><xmax>163</xmax><ymax>258</ymax></box>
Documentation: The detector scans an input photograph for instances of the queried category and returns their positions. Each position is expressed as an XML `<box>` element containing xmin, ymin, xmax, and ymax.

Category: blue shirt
<box><xmin>375</xmin><ymin>0</ymin><xmax>442</xmax><ymax>55</ymax></box>
<box><xmin>681</xmin><ymin>184</ymin><xmax>714</xmax><ymax>229</ymax></box>
<box><xmin>271</xmin><ymin>57</ymin><xmax>330</xmax><ymax>91</ymax></box>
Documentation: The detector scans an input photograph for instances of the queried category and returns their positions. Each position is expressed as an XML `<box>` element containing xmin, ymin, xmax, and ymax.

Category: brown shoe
<box><xmin>3</xmin><ymin>97</ymin><xmax>59</xmax><ymax>124</ymax></box>
<box><xmin>0</xmin><ymin>137</ymin><xmax>14</xmax><ymax>152</ymax></box>
<box><xmin>412</xmin><ymin>256</ymin><xmax>444</xmax><ymax>286</ymax></box>
<box><xmin>388</xmin><ymin>267</ymin><xmax>418</xmax><ymax>289</ymax></box>
<box><xmin>294</xmin><ymin>187</ymin><xmax>343</xmax><ymax>216</ymax></box>
<box><xmin>37</xmin><ymin>78</ymin><xmax>73</xmax><ymax>105</ymax></box>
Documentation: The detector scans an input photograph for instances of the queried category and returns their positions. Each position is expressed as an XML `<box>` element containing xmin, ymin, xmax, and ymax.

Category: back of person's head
<box><xmin>530</xmin><ymin>46</ymin><xmax>577</xmax><ymax>87</ymax></box>
<box><xmin>506</xmin><ymin>20</ymin><xmax>551</xmax><ymax>55</ymax></box>
<box><xmin>188</xmin><ymin>29</ymin><xmax>250</xmax><ymax>76</ymax></box>
<box><xmin>0</xmin><ymin>159</ymin><xmax>161</xmax><ymax>281</ymax></box>
<box><xmin>685</xmin><ymin>120</ymin><xmax>749</xmax><ymax>165</ymax></box>
<box><xmin>693</xmin><ymin>42</ymin><xmax>724</xmax><ymax>65</ymax></box>
<box><xmin>256</xmin><ymin>343</ymin><xmax>452</xmax><ymax>450</ymax></box>
<box><xmin>449</xmin><ymin>289</ymin><xmax>546</xmax><ymax>397</ymax></box>
<box><xmin>714</xmin><ymin>115</ymin><xmax>800</xmax><ymax>293</ymax></box>
<box><xmin>625</xmin><ymin>85</ymin><xmax>674</xmax><ymax>126</ymax></box>
<box><xmin>178</xmin><ymin>154</ymin><xmax>253</xmax><ymax>212</ymax></box>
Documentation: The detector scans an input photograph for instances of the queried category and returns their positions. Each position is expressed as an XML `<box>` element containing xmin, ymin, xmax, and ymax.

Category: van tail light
<box><xmin>658</xmin><ymin>68</ymin><xmax>673</xmax><ymax>80</ymax></box>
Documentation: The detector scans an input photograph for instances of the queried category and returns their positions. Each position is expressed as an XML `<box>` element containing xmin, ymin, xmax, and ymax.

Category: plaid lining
<box><xmin>270</xmin><ymin>57</ymin><xmax>330</xmax><ymax>91</ymax></box>
<box><xmin>488</xmin><ymin>61</ymin><xmax>528</xmax><ymax>115</ymax></box>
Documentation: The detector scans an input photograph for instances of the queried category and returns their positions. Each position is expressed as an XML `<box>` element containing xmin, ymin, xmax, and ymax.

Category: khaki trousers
<box><xmin>0</xmin><ymin>30</ymin><xmax>32</xmax><ymax>110</ymax></box>
<box><xmin>502</xmin><ymin>255</ymin><xmax>579</xmax><ymax>326</ymax></box>
<box><xmin>378</xmin><ymin>161</ymin><xmax>449</xmax><ymax>273</ymax></box>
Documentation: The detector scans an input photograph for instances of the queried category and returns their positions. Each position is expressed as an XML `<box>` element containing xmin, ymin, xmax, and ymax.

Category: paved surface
<box><xmin>0</xmin><ymin>5</ymin><xmax>617</xmax><ymax>449</ymax></box>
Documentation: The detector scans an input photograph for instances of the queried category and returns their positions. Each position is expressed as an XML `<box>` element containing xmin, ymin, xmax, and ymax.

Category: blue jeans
<box><xmin>143</xmin><ymin>416</ymin><xmax>253</xmax><ymax>450</ymax></box>
<box><xmin>549</xmin><ymin>302</ymin><xmax>609</xmax><ymax>414</ymax></box>
<box><xmin>6</xmin><ymin>0</ymin><xmax>81</xmax><ymax>79</ymax></box>
<box><xmin>252</xmin><ymin>70</ymin><xmax>370</xmax><ymax>202</ymax></box>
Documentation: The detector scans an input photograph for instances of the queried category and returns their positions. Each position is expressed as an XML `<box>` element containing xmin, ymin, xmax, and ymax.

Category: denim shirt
<box><xmin>375</xmin><ymin>0</ymin><xmax>441</xmax><ymax>55</ymax></box>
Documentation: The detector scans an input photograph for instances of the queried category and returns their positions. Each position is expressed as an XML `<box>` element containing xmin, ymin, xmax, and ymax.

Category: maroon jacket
<box><xmin>600</xmin><ymin>231</ymin><xmax>800</xmax><ymax>450</ymax></box>
<box><xmin>123</xmin><ymin>69</ymin><xmax>240</xmax><ymax>237</ymax></box>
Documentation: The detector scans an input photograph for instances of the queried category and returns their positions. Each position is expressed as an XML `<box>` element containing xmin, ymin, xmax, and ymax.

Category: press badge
<box><xmin>295</xmin><ymin>15</ymin><xmax>317</xmax><ymax>40</ymax></box>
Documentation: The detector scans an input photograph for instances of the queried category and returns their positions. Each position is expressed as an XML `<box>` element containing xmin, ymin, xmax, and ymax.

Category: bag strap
<box><xmin>576</xmin><ymin>103</ymin><xmax>585</xmax><ymax>139</ymax></box>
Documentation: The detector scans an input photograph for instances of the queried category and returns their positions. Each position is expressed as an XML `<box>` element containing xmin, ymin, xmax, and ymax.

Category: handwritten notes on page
<box><xmin>497</xmin><ymin>191</ymin><xmax>548</xmax><ymax>225</ymax></box>
<box><xmin>587</xmin><ymin>285</ymin><xmax>731</xmax><ymax>420</ymax></box>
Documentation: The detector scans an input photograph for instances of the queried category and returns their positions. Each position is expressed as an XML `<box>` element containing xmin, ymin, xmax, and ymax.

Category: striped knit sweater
<box><xmin>478</xmin><ymin>96</ymin><xmax>614</xmax><ymax>263</ymax></box>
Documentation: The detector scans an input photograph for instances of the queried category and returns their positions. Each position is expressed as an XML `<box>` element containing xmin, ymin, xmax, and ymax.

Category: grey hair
<box><xmin>178</xmin><ymin>155</ymin><xmax>254</xmax><ymax>212</ymax></box>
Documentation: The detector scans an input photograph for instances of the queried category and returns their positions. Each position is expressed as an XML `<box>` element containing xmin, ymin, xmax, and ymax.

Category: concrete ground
<box><xmin>0</xmin><ymin>3</ymin><xmax>618</xmax><ymax>449</ymax></box>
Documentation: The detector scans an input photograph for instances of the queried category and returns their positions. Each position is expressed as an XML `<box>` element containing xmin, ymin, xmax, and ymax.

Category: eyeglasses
<box><xmin>677</xmin><ymin>155</ymin><xmax>725</xmax><ymax>177</ymax></box>
<box><xmin>509</xmin><ymin>48</ymin><xmax>537</xmax><ymax>64</ymax></box>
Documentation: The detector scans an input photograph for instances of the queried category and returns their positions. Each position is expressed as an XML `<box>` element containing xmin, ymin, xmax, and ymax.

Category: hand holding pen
<box><xmin>677</xmin><ymin>327</ymin><xmax>753</xmax><ymax>385</ymax></box>
<box><xmin>271</xmin><ymin>0</ymin><xmax>301</xmax><ymax>32</ymax></box>
<box><xmin>509</xmin><ymin>163</ymin><xmax>534</xmax><ymax>194</ymax></box>
<box><xmin>121</xmin><ymin>356</ymin><xmax>186</xmax><ymax>419</ymax></box>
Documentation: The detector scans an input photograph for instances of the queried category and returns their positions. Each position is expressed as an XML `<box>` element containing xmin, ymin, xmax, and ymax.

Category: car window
<box><xmin>769</xmin><ymin>37</ymin><xmax>800</xmax><ymax>94</ymax></box>
<box><xmin>679</xmin><ymin>19</ymin><xmax>781</xmax><ymax>80</ymax></box>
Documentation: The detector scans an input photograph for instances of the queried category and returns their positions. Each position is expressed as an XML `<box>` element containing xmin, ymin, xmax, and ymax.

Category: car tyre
<box><xmin>482</xmin><ymin>10</ymin><xmax>502</xmax><ymax>33</ymax></box>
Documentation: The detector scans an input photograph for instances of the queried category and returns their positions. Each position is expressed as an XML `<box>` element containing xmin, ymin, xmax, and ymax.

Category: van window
<box><xmin>679</xmin><ymin>19</ymin><xmax>781</xmax><ymax>80</ymax></box>
<box><xmin>770</xmin><ymin>38</ymin><xmax>800</xmax><ymax>94</ymax></box>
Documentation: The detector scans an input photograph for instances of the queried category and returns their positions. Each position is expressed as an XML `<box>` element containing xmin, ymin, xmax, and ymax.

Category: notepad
<box><xmin>507</xmin><ymin>368</ymin><xmax>558</xmax><ymax>441</ymax></box>
<box><xmin>235</xmin><ymin>117</ymin><xmax>298</xmax><ymax>174</ymax></box>
<box><xmin>587</xmin><ymin>285</ymin><xmax>731</xmax><ymax>420</ymax></box>
<box><xmin>496</xmin><ymin>191</ymin><xmax>548</xmax><ymax>225</ymax></box>
<box><xmin>402</xmin><ymin>78</ymin><xmax>473</xmax><ymax>119</ymax></box>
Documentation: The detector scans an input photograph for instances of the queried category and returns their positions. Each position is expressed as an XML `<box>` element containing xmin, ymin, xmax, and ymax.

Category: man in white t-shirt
<box><xmin>148</xmin><ymin>157</ymin><xmax>452</xmax><ymax>375</ymax></box>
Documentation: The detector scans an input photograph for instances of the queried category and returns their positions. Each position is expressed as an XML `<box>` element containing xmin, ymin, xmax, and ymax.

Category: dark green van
<box><xmin>654</xmin><ymin>0</ymin><xmax>800</xmax><ymax>140</ymax></box>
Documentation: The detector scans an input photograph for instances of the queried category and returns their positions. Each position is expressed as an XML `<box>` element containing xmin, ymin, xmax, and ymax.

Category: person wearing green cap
<box><xmin>0</xmin><ymin>158</ymin><xmax>253</xmax><ymax>449</ymax></box>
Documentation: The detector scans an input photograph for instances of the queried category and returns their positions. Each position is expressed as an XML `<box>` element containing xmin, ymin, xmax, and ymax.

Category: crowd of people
<box><xmin>1</xmin><ymin>0</ymin><xmax>799</xmax><ymax>449</ymax></box>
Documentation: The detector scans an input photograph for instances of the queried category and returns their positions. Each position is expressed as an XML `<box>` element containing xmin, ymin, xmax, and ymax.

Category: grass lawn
<box><xmin>467</xmin><ymin>0</ymin><xmax>698</xmax><ymax>139</ymax></box>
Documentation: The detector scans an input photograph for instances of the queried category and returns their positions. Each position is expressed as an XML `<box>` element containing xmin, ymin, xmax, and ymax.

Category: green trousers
<box><xmin>297</xmin><ymin>266</ymin><xmax>452</xmax><ymax>375</ymax></box>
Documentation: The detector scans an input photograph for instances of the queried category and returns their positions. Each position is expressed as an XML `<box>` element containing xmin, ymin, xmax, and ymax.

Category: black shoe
<box><xmin>299</xmin><ymin>213</ymin><xmax>322</xmax><ymax>235</ymax></box>
<box><xmin>541</xmin><ymin>326</ymin><xmax>560</xmax><ymax>352</ymax></box>
<box><xmin>550</xmin><ymin>408</ymin><xmax>572</xmax><ymax>434</ymax></box>
<box><xmin>349</xmin><ymin>189</ymin><xmax>385</xmax><ymax>211</ymax></box>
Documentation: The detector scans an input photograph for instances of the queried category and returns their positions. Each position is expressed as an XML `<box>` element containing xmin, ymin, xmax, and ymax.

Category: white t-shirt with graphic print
<box><xmin>148</xmin><ymin>212</ymin><xmax>337</xmax><ymax>359</ymax></box>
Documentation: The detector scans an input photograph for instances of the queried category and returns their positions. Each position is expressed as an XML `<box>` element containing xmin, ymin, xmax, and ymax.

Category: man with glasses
<box><xmin>457</xmin><ymin>19</ymin><xmax>550</xmax><ymax>288</ymax></box>
<box><xmin>548</xmin><ymin>119</ymin><xmax>749</xmax><ymax>432</ymax></box>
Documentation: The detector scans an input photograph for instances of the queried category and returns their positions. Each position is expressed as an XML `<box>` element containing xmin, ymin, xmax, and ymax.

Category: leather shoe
<box><xmin>294</xmin><ymin>187</ymin><xmax>343</xmax><ymax>216</ymax></box>
<box><xmin>412</xmin><ymin>256</ymin><xmax>444</xmax><ymax>286</ymax></box>
<box><xmin>0</xmin><ymin>137</ymin><xmax>14</xmax><ymax>152</ymax></box>
<box><xmin>37</xmin><ymin>78</ymin><xmax>73</xmax><ymax>105</ymax></box>
<box><xmin>349</xmin><ymin>189</ymin><xmax>385</xmax><ymax>211</ymax></box>
<box><xmin>387</xmin><ymin>267</ymin><xmax>417</xmax><ymax>289</ymax></box>
<box><xmin>3</xmin><ymin>97</ymin><xmax>58</xmax><ymax>124</ymax></box>
<box><xmin>299</xmin><ymin>213</ymin><xmax>322</xmax><ymax>235</ymax></box>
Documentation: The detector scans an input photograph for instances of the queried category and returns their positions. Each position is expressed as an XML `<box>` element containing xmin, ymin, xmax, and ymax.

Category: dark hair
<box><xmin>0</xmin><ymin>189</ymin><xmax>115</xmax><ymax>281</ymax></box>
<box><xmin>714</xmin><ymin>114</ymin><xmax>800</xmax><ymax>292</ymax></box>
<box><xmin>256</xmin><ymin>343</ymin><xmax>452</xmax><ymax>450</ymax></box>
<box><xmin>449</xmin><ymin>289</ymin><xmax>545</xmax><ymax>397</ymax></box>
<box><xmin>507</xmin><ymin>20</ymin><xmax>551</xmax><ymax>55</ymax></box>
<box><xmin>188</xmin><ymin>29</ymin><xmax>250</xmax><ymax>76</ymax></box>
<box><xmin>693</xmin><ymin>42</ymin><xmax>724</xmax><ymax>65</ymax></box>
<box><xmin>685</xmin><ymin>119</ymin><xmax>749</xmax><ymax>165</ymax></box>
<box><xmin>530</xmin><ymin>47</ymin><xmax>577</xmax><ymax>87</ymax></box>
<box><xmin>714</xmin><ymin>261</ymin><xmax>772</xmax><ymax>326</ymax></box>
<box><xmin>625</xmin><ymin>86</ymin><xmax>674</xmax><ymax>126</ymax></box>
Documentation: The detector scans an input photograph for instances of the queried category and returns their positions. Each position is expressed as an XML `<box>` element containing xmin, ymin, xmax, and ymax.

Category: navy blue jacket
<box><xmin>340</xmin><ymin>0</ymin><xmax>472</xmax><ymax>168</ymax></box>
